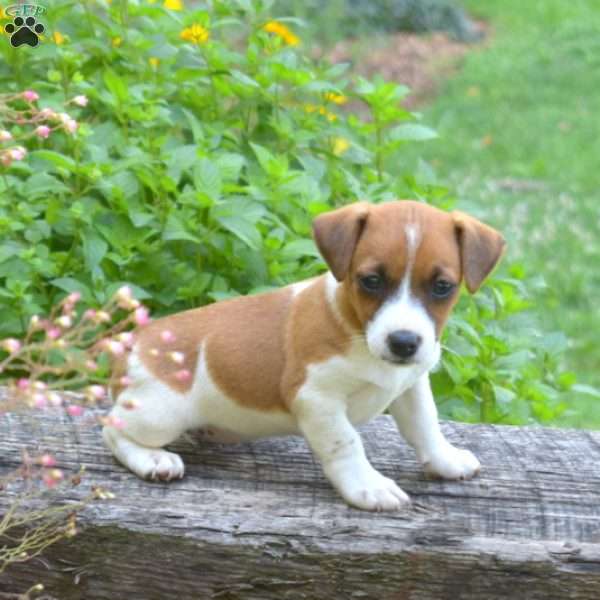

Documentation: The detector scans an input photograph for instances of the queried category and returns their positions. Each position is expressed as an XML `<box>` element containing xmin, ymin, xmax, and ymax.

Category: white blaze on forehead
<box><xmin>365</xmin><ymin>221</ymin><xmax>438</xmax><ymax>367</ymax></box>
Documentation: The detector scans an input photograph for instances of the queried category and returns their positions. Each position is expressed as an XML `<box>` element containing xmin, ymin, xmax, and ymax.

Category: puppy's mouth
<box><xmin>382</xmin><ymin>355</ymin><xmax>417</xmax><ymax>366</ymax></box>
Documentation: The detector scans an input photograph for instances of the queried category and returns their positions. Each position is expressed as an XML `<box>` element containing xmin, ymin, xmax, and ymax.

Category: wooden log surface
<box><xmin>1</xmin><ymin>393</ymin><xmax>600</xmax><ymax>599</ymax></box>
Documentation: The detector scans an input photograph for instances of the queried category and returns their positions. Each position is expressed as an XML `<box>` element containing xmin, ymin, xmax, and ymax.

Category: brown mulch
<box><xmin>324</xmin><ymin>22</ymin><xmax>489</xmax><ymax>109</ymax></box>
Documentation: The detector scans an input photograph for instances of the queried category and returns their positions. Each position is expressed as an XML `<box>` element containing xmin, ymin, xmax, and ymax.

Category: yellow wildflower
<box><xmin>324</xmin><ymin>92</ymin><xmax>347</xmax><ymax>105</ymax></box>
<box><xmin>0</xmin><ymin>7</ymin><xmax>7</xmax><ymax>19</ymax></box>
<box><xmin>332</xmin><ymin>137</ymin><xmax>350</xmax><ymax>156</ymax></box>
<box><xmin>53</xmin><ymin>31</ymin><xmax>65</xmax><ymax>45</ymax></box>
<box><xmin>112</xmin><ymin>36</ymin><xmax>122</xmax><ymax>48</ymax></box>
<box><xmin>164</xmin><ymin>0</ymin><xmax>183</xmax><ymax>10</ymax></box>
<box><xmin>180</xmin><ymin>23</ymin><xmax>210</xmax><ymax>45</ymax></box>
<box><xmin>262</xmin><ymin>20</ymin><xmax>299</xmax><ymax>46</ymax></box>
<box><xmin>149</xmin><ymin>57</ymin><xmax>160</xmax><ymax>69</ymax></box>
<box><xmin>303</xmin><ymin>104</ymin><xmax>337</xmax><ymax>121</ymax></box>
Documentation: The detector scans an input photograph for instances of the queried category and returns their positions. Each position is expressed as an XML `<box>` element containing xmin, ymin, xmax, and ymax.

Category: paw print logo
<box><xmin>4</xmin><ymin>16</ymin><xmax>45</xmax><ymax>48</ymax></box>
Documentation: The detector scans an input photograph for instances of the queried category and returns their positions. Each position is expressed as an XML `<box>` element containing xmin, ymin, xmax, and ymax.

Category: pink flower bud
<box><xmin>17</xmin><ymin>378</ymin><xmax>30</xmax><ymax>390</ymax></box>
<box><xmin>47</xmin><ymin>327</ymin><xmax>61</xmax><ymax>340</ymax></box>
<box><xmin>83</xmin><ymin>309</ymin><xmax>96</xmax><ymax>321</ymax></box>
<box><xmin>174</xmin><ymin>369</ymin><xmax>191</xmax><ymax>382</ymax></box>
<box><xmin>33</xmin><ymin>392</ymin><xmax>48</xmax><ymax>409</ymax></box>
<box><xmin>134</xmin><ymin>306</ymin><xmax>150</xmax><ymax>326</ymax></box>
<box><xmin>96</xmin><ymin>311</ymin><xmax>111</xmax><ymax>323</ymax></box>
<box><xmin>22</xmin><ymin>90</ymin><xmax>39</xmax><ymax>102</ymax></box>
<box><xmin>117</xmin><ymin>332</ymin><xmax>134</xmax><ymax>347</ymax></box>
<box><xmin>108</xmin><ymin>415</ymin><xmax>125</xmax><ymax>429</ymax></box>
<box><xmin>9</xmin><ymin>146</ymin><xmax>26</xmax><ymax>161</ymax></box>
<box><xmin>160</xmin><ymin>330</ymin><xmax>176</xmax><ymax>343</ymax></box>
<box><xmin>85</xmin><ymin>359</ymin><xmax>98</xmax><ymax>371</ymax></box>
<box><xmin>66</xmin><ymin>291</ymin><xmax>81</xmax><ymax>304</ymax></box>
<box><xmin>65</xmin><ymin>119</ymin><xmax>78</xmax><ymax>134</ymax></box>
<box><xmin>35</xmin><ymin>125</ymin><xmax>51</xmax><ymax>139</ymax></box>
<box><xmin>42</xmin><ymin>468</ymin><xmax>64</xmax><ymax>488</ymax></box>
<box><xmin>1</xmin><ymin>338</ymin><xmax>21</xmax><ymax>354</ymax></box>
<box><xmin>169</xmin><ymin>351</ymin><xmax>185</xmax><ymax>365</ymax></box>
<box><xmin>39</xmin><ymin>454</ymin><xmax>57</xmax><ymax>467</ymax></box>
<box><xmin>48</xmin><ymin>392</ymin><xmax>63</xmax><ymax>407</ymax></box>
<box><xmin>119</xmin><ymin>375</ymin><xmax>132</xmax><ymax>387</ymax></box>
<box><xmin>1</xmin><ymin>153</ymin><xmax>12</xmax><ymax>167</ymax></box>
<box><xmin>39</xmin><ymin>107</ymin><xmax>56</xmax><ymax>119</ymax></box>
<box><xmin>57</xmin><ymin>112</ymin><xmax>71</xmax><ymax>124</ymax></box>
<box><xmin>0</xmin><ymin>130</ymin><xmax>12</xmax><ymax>142</ymax></box>
<box><xmin>67</xmin><ymin>405</ymin><xmax>84</xmax><ymax>417</ymax></box>
<box><xmin>86</xmin><ymin>384</ymin><xmax>106</xmax><ymax>400</ymax></box>
<box><xmin>56</xmin><ymin>315</ymin><xmax>72</xmax><ymax>328</ymax></box>
<box><xmin>103</xmin><ymin>340</ymin><xmax>125</xmax><ymax>356</ymax></box>
<box><xmin>73</xmin><ymin>95</ymin><xmax>88</xmax><ymax>107</ymax></box>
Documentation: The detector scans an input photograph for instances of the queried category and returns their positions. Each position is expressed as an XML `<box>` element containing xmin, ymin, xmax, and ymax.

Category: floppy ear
<box><xmin>453</xmin><ymin>211</ymin><xmax>506</xmax><ymax>293</ymax></box>
<box><xmin>312</xmin><ymin>202</ymin><xmax>370</xmax><ymax>281</ymax></box>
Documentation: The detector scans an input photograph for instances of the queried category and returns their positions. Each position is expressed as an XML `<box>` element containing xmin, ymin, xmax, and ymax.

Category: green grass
<box><xmin>401</xmin><ymin>0</ymin><xmax>600</xmax><ymax>425</ymax></box>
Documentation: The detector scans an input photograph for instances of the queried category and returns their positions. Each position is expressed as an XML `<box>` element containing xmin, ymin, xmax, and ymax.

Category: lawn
<box><xmin>399</xmin><ymin>0</ymin><xmax>600</xmax><ymax>426</ymax></box>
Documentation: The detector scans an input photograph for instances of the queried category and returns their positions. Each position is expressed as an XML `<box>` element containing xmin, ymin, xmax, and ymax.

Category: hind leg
<box><xmin>103</xmin><ymin>373</ymin><xmax>201</xmax><ymax>481</ymax></box>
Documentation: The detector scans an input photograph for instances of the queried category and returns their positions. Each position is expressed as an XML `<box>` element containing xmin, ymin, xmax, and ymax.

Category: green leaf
<box><xmin>82</xmin><ymin>233</ymin><xmax>108</xmax><ymax>275</ymax></box>
<box><xmin>281</xmin><ymin>239</ymin><xmax>321</xmax><ymax>260</ymax></box>
<box><xmin>389</xmin><ymin>124</ymin><xmax>438</xmax><ymax>142</ymax></box>
<box><xmin>194</xmin><ymin>158</ymin><xmax>222</xmax><ymax>200</ymax></box>
<box><xmin>51</xmin><ymin>278</ymin><xmax>93</xmax><ymax>303</ymax></box>
<box><xmin>216</xmin><ymin>215</ymin><xmax>261</xmax><ymax>249</ymax></box>
<box><xmin>163</xmin><ymin>213</ymin><xmax>201</xmax><ymax>243</ymax></box>
<box><xmin>31</xmin><ymin>150</ymin><xmax>77</xmax><ymax>173</ymax></box>
<box><xmin>103</xmin><ymin>69</ymin><xmax>129</xmax><ymax>103</ymax></box>
<box><xmin>165</xmin><ymin>144</ymin><xmax>199</xmax><ymax>183</ymax></box>
<box><xmin>572</xmin><ymin>384</ymin><xmax>600</xmax><ymax>399</ymax></box>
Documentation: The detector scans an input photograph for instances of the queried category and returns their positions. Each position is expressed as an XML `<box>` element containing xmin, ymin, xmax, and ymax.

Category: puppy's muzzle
<box><xmin>387</xmin><ymin>329</ymin><xmax>422</xmax><ymax>363</ymax></box>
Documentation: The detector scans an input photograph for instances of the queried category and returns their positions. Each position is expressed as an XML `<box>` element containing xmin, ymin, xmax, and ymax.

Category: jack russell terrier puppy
<box><xmin>104</xmin><ymin>200</ymin><xmax>505</xmax><ymax>511</ymax></box>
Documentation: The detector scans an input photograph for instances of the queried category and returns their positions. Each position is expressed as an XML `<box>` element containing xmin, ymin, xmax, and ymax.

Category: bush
<box><xmin>0</xmin><ymin>0</ymin><xmax>576</xmax><ymax>424</ymax></box>
<box><xmin>276</xmin><ymin>0</ymin><xmax>482</xmax><ymax>44</ymax></box>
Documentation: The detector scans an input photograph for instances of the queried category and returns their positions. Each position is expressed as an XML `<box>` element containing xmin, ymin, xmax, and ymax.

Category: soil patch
<box><xmin>325</xmin><ymin>21</ymin><xmax>488</xmax><ymax>109</ymax></box>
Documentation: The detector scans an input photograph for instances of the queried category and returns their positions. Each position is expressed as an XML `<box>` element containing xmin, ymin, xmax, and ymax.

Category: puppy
<box><xmin>104</xmin><ymin>200</ymin><xmax>505</xmax><ymax>511</ymax></box>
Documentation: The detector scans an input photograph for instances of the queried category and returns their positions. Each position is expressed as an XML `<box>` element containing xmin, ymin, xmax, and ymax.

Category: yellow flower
<box><xmin>332</xmin><ymin>137</ymin><xmax>350</xmax><ymax>156</ymax></box>
<box><xmin>324</xmin><ymin>92</ymin><xmax>347</xmax><ymax>105</ymax></box>
<box><xmin>112</xmin><ymin>36</ymin><xmax>122</xmax><ymax>48</ymax></box>
<box><xmin>53</xmin><ymin>31</ymin><xmax>65</xmax><ymax>45</ymax></box>
<box><xmin>164</xmin><ymin>0</ymin><xmax>183</xmax><ymax>10</ymax></box>
<box><xmin>0</xmin><ymin>7</ymin><xmax>7</xmax><ymax>19</ymax></box>
<box><xmin>262</xmin><ymin>20</ymin><xmax>299</xmax><ymax>46</ymax></box>
<box><xmin>149</xmin><ymin>57</ymin><xmax>160</xmax><ymax>69</ymax></box>
<box><xmin>304</xmin><ymin>104</ymin><xmax>337</xmax><ymax>122</ymax></box>
<box><xmin>180</xmin><ymin>23</ymin><xmax>210</xmax><ymax>45</ymax></box>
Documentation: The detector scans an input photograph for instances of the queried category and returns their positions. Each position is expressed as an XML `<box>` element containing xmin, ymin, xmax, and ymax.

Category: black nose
<box><xmin>387</xmin><ymin>330</ymin><xmax>422</xmax><ymax>360</ymax></box>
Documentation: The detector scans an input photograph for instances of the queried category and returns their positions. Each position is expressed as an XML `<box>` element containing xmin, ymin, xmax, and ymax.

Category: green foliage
<box><xmin>0</xmin><ymin>0</ymin><xmax>580</xmax><ymax>425</ymax></box>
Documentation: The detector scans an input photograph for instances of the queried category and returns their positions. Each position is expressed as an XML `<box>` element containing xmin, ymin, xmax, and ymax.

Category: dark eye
<box><xmin>432</xmin><ymin>279</ymin><xmax>455</xmax><ymax>299</ymax></box>
<box><xmin>359</xmin><ymin>274</ymin><xmax>385</xmax><ymax>293</ymax></box>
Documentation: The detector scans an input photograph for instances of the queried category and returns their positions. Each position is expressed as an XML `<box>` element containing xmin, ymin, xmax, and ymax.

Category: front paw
<box><xmin>327</xmin><ymin>462</ymin><xmax>411</xmax><ymax>511</ymax></box>
<box><xmin>424</xmin><ymin>444</ymin><xmax>480</xmax><ymax>480</ymax></box>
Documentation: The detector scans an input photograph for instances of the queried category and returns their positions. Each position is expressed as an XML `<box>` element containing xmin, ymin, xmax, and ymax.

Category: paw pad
<box><xmin>5</xmin><ymin>16</ymin><xmax>45</xmax><ymax>48</ymax></box>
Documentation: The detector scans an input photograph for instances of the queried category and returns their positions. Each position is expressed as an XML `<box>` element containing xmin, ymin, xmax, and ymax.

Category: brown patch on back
<box><xmin>134</xmin><ymin>289</ymin><xmax>295</xmax><ymax>410</ymax></box>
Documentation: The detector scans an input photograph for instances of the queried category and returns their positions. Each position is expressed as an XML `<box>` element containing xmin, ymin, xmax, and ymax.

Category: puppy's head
<box><xmin>313</xmin><ymin>201</ymin><xmax>505</xmax><ymax>367</ymax></box>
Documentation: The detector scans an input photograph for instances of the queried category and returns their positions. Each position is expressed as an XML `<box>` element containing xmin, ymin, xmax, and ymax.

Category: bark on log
<box><xmin>1</xmin><ymin>395</ymin><xmax>600</xmax><ymax>599</ymax></box>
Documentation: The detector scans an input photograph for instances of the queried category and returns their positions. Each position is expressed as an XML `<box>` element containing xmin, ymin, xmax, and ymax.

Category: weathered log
<box><xmin>1</xmin><ymin>394</ymin><xmax>600</xmax><ymax>599</ymax></box>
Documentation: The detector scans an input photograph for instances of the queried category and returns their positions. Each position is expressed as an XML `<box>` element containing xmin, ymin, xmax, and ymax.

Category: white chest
<box><xmin>302</xmin><ymin>340</ymin><xmax>427</xmax><ymax>425</ymax></box>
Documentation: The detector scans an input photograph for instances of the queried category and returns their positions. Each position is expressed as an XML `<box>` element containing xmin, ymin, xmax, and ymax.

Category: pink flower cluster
<box><xmin>0</xmin><ymin>90</ymin><xmax>89</xmax><ymax>168</ymax></box>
